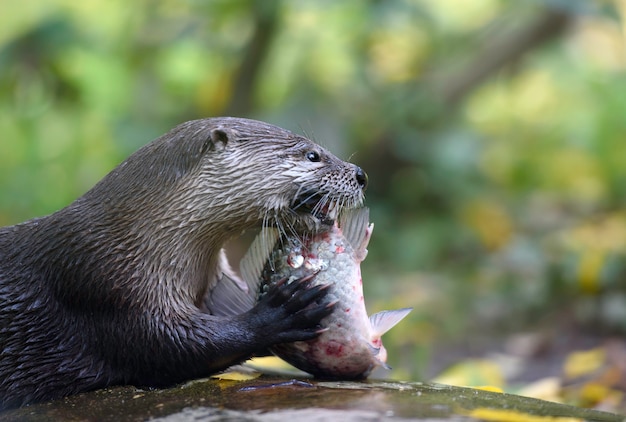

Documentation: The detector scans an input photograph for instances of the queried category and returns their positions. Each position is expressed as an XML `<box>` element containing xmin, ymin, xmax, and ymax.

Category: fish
<box><xmin>240</xmin><ymin>206</ymin><xmax>412</xmax><ymax>379</ymax></box>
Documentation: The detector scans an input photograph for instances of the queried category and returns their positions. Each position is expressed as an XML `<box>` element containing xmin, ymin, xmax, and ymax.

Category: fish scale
<box><xmin>242</xmin><ymin>207</ymin><xmax>412</xmax><ymax>379</ymax></box>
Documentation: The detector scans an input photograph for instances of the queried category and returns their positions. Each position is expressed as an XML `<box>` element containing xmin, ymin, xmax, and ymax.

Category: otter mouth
<box><xmin>291</xmin><ymin>190</ymin><xmax>338</xmax><ymax>226</ymax></box>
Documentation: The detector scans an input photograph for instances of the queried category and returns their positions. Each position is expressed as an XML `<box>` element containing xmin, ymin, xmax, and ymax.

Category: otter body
<box><xmin>0</xmin><ymin>117</ymin><xmax>367</xmax><ymax>408</ymax></box>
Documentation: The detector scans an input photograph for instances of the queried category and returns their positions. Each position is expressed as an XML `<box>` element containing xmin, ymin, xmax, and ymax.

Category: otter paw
<box><xmin>250</xmin><ymin>274</ymin><xmax>335</xmax><ymax>345</ymax></box>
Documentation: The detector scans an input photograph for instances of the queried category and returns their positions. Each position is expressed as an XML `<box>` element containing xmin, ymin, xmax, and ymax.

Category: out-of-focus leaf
<box><xmin>432</xmin><ymin>359</ymin><xmax>504</xmax><ymax>389</ymax></box>
<box><xmin>517</xmin><ymin>377</ymin><xmax>563</xmax><ymax>404</ymax></box>
<box><xmin>461</xmin><ymin>199</ymin><xmax>513</xmax><ymax>251</ymax></box>
<box><xmin>563</xmin><ymin>348</ymin><xmax>605</xmax><ymax>380</ymax></box>
<box><xmin>466</xmin><ymin>407</ymin><xmax>583</xmax><ymax>422</ymax></box>
<box><xmin>577</xmin><ymin>382</ymin><xmax>623</xmax><ymax>409</ymax></box>
<box><xmin>473</xmin><ymin>385</ymin><xmax>504</xmax><ymax>393</ymax></box>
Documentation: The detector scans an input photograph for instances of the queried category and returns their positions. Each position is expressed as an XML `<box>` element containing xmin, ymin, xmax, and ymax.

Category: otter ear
<box><xmin>204</xmin><ymin>127</ymin><xmax>235</xmax><ymax>152</ymax></box>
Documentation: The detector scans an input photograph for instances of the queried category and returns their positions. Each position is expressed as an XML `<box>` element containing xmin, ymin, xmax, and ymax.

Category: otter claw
<box><xmin>293</xmin><ymin>282</ymin><xmax>330</xmax><ymax>307</ymax></box>
<box><xmin>265</xmin><ymin>273</ymin><xmax>317</xmax><ymax>307</ymax></box>
<box><xmin>326</xmin><ymin>299</ymin><xmax>339</xmax><ymax>309</ymax></box>
<box><xmin>315</xmin><ymin>327</ymin><xmax>330</xmax><ymax>335</ymax></box>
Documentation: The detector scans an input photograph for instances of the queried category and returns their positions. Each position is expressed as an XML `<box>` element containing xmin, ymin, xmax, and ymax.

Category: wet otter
<box><xmin>0</xmin><ymin>117</ymin><xmax>367</xmax><ymax>409</ymax></box>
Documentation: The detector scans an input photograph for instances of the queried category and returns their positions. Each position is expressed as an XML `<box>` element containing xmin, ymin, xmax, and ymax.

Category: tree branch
<box><xmin>432</xmin><ymin>8</ymin><xmax>573</xmax><ymax>107</ymax></box>
<box><xmin>225</xmin><ymin>0</ymin><xmax>281</xmax><ymax>116</ymax></box>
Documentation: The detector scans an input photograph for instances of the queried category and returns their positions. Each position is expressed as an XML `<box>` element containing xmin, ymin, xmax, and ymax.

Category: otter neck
<box><xmin>104</xmin><ymin>192</ymin><xmax>265</xmax><ymax>309</ymax></box>
<box><xmin>34</xmin><ymin>192</ymin><xmax>264</xmax><ymax>314</ymax></box>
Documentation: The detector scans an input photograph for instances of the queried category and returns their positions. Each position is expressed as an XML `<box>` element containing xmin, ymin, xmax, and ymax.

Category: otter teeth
<box><xmin>325</xmin><ymin>201</ymin><xmax>339</xmax><ymax>220</ymax></box>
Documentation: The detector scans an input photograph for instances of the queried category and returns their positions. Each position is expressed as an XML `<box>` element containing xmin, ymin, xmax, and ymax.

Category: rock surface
<box><xmin>0</xmin><ymin>376</ymin><xmax>622</xmax><ymax>421</ymax></box>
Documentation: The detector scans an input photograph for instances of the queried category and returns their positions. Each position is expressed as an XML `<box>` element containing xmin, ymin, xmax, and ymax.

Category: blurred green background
<box><xmin>1</xmin><ymin>0</ymin><xmax>625</xmax><ymax>404</ymax></box>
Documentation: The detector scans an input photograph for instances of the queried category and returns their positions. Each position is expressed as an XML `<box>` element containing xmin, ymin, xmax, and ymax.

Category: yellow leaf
<box><xmin>432</xmin><ymin>359</ymin><xmax>504</xmax><ymax>388</ymax></box>
<box><xmin>563</xmin><ymin>348</ymin><xmax>605</xmax><ymax>379</ymax></box>
<box><xmin>211</xmin><ymin>371</ymin><xmax>261</xmax><ymax>381</ymax></box>
<box><xmin>517</xmin><ymin>377</ymin><xmax>562</xmax><ymax>403</ymax></box>
<box><xmin>474</xmin><ymin>385</ymin><xmax>504</xmax><ymax>393</ymax></box>
<box><xmin>466</xmin><ymin>408</ymin><xmax>583</xmax><ymax>422</ymax></box>
<box><xmin>577</xmin><ymin>250</ymin><xmax>604</xmax><ymax>295</ymax></box>
<box><xmin>246</xmin><ymin>356</ymin><xmax>297</xmax><ymax>370</ymax></box>
<box><xmin>579</xmin><ymin>382</ymin><xmax>623</xmax><ymax>407</ymax></box>
<box><xmin>461</xmin><ymin>200</ymin><xmax>513</xmax><ymax>251</ymax></box>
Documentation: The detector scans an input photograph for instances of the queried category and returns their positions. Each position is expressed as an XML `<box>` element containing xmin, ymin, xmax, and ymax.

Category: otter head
<box><xmin>188</xmin><ymin>117</ymin><xmax>368</xmax><ymax>236</ymax></box>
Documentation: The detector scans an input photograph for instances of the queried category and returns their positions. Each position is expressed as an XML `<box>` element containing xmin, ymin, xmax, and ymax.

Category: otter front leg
<box><xmin>203</xmin><ymin>273</ymin><xmax>334</xmax><ymax>372</ymax></box>
<box><xmin>135</xmin><ymin>273</ymin><xmax>333</xmax><ymax>386</ymax></box>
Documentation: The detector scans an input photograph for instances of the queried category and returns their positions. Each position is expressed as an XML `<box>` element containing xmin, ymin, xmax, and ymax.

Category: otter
<box><xmin>0</xmin><ymin>117</ymin><xmax>368</xmax><ymax>409</ymax></box>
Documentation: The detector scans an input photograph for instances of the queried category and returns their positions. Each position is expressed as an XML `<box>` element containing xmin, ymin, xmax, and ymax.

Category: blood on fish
<box><xmin>324</xmin><ymin>341</ymin><xmax>345</xmax><ymax>357</ymax></box>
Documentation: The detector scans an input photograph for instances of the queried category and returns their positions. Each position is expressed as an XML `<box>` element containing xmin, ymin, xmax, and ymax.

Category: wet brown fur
<box><xmin>0</xmin><ymin>117</ymin><xmax>366</xmax><ymax>408</ymax></box>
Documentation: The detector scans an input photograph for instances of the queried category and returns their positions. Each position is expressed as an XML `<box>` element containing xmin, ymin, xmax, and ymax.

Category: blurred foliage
<box><xmin>1</xmin><ymin>0</ymin><xmax>626</xmax><ymax>411</ymax></box>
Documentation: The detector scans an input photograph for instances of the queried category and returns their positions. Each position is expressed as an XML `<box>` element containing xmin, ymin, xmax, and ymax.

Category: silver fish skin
<box><xmin>242</xmin><ymin>207</ymin><xmax>412</xmax><ymax>379</ymax></box>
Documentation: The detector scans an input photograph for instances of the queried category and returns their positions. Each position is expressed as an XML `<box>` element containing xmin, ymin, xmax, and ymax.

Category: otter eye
<box><xmin>306</xmin><ymin>151</ymin><xmax>321</xmax><ymax>162</ymax></box>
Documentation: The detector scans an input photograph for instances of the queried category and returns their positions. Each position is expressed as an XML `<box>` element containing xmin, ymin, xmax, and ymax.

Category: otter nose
<box><xmin>355</xmin><ymin>166</ymin><xmax>368</xmax><ymax>190</ymax></box>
